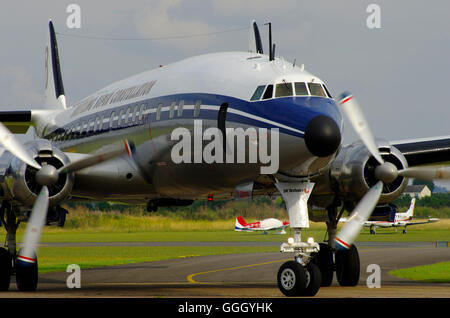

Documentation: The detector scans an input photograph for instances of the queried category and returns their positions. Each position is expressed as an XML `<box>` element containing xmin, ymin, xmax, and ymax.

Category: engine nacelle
<box><xmin>0</xmin><ymin>139</ymin><xmax>74</xmax><ymax>207</ymax></box>
<box><xmin>330</xmin><ymin>139</ymin><xmax>408</xmax><ymax>206</ymax></box>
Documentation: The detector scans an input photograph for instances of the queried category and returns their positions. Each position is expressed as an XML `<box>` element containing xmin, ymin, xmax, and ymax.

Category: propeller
<box><xmin>335</xmin><ymin>92</ymin><xmax>450</xmax><ymax>250</ymax></box>
<box><xmin>0</xmin><ymin>121</ymin><xmax>131</xmax><ymax>264</ymax></box>
<box><xmin>16</xmin><ymin>186</ymin><xmax>49</xmax><ymax>264</ymax></box>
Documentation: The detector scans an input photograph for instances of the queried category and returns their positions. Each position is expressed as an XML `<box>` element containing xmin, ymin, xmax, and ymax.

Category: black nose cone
<box><xmin>304</xmin><ymin>115</ymin><xmax>341</xmax><ymax>157</ymax></box>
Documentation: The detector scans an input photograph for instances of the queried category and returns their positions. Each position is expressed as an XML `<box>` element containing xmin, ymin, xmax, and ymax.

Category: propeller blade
<box><xmin>57</xmin><ymin>140</ymin><xmax>133</xmax><ymax>174</ymax></box>
<box><xmin>338</xmin><ymin>92</ymin><xmax>383</xmax><ymax>165</ymax></box>
<box><xmin>0</xmin><ymin>122</ymin><xmax>41</xmax><ymax>169</ymax></box>
<box><xmin>17</xmin><ymin>186</ymin><xmax>49</xmax><ymax>264</ymax></box>
<box><xmin>335</xmin><ymin>181</ymin><xmax>383</xmax><ymax>250</ymax></box>
<box><xmin>398</xmin><ymin>166</ymin><xmax>450</xmax><ymax>181</ymax></box>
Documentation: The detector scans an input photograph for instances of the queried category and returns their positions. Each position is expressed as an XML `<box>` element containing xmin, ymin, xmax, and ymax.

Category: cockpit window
<box><xmin>323</xmin><ymin>84</ymin><xmax>332</xmax><ymax>98</ymax></box>
<box><xmin>275</xmin><ymin>82</ymin><xmax>293</xmax><ymax>97</ymax></box>
<box><xmin>294</xmin><ymin>82</ymin><xmax>308</xmax><ymax>96</ymax></box>
<box><xmin>308</xmin><ymin>83</ymin><xmax>327</xmax><ymax>97</ymax></box>
<box><xmin>262</xmin><ymin>84</ymin><xmax>274</xmax><ymax>100</ymax></box>
<box><xmin>250</xmin><ymin>85</ymin><xmax>266</xmax><ymax>101</ymax></box>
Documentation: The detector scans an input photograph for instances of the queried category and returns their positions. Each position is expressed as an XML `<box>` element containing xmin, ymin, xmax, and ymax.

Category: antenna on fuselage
<box><xmin>264</xmin><ymin>22</ymin><xmax>275</xmax><ymax>61</ymax></box>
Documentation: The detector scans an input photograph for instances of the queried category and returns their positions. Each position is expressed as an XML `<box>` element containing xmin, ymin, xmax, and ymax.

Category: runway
<box><xmin>1</xmin><ymin>243</ymin><xmax>450</xmax><ymax>298</ymax></box>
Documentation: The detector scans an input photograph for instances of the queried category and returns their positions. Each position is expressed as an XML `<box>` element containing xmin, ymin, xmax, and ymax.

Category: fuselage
<box><xmin>40</xmin><ymin>51</ymin><xmax>343</xmax><ymax>201</ymax></box>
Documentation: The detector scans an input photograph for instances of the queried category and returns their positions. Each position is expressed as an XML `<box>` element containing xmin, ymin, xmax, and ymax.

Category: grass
<box><xmin>1</xmin><ymin>211</ymin><xmax>449</xmax><ymax>243</ymax></box>
<box><xmin>0</xmin><ymin>207</ymin><xmax>449</xmax><ymax>274</ymax></box>
<box><xmin>390</xmin><ymin>262</ymin><xmax>450</xmax><ymax>283</ymax></box>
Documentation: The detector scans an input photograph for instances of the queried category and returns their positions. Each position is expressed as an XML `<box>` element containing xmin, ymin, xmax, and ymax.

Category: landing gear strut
<box><xmin>0</xmin><ymin>201</ymin><xmax>39</xmax><ymax>291</ymax></box>
<box><xmin>314</xmin><ymin>201</ymin><xmax>361</xmax><ymax>287</ymax></box>
<box><xmin>276</xmin><ymin>181</ymin><xmax>321</xmax><ymax>296</ymax></box>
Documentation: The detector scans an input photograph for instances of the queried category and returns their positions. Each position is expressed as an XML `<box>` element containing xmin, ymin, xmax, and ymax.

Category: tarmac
<box><xmin>1</xmin><ymin>242</ymin><xmax>449</xmax><ymax>298</ymax></box>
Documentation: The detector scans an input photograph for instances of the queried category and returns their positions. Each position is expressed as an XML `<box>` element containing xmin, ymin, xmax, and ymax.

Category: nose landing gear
<box><xmin>275</xmin><ymin>181</ymin><xmax>322</xmax><ymax>296</ymax></box>
<box><xmin>275</xmin><ymin>184</ymin><xmax>361</xmax><ymax>296</ymax></box>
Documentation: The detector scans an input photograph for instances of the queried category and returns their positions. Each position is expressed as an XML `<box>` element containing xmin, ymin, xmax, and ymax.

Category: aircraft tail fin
<box><xmin>44</xmin><ymin>20</ymin><xmax>67</xmax><ymax>110</ymax></box>
<box><xmin>235</xmin><ymin>216</ymin><xmax>249</xmax><ymax>231</ymax></box>
<box><xmin>406</xmin><ymin>198</ymin><xmax>416</xmax><ymax>218</ymax></box>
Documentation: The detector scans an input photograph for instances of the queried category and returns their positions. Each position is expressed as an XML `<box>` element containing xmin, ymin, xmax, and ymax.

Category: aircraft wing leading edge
<box><xmin>392</xmin><ymin>136</ymin><xmax>450</xmax><ymax>166</ymax></box>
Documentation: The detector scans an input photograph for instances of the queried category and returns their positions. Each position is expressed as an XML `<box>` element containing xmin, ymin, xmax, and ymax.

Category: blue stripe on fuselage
<box><xmin>46</xmin><ymin>93</ymin><xmax>342</xmax><ymax>141</ymax></box>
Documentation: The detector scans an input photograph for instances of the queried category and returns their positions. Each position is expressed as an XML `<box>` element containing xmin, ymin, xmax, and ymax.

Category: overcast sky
<box><xmin>1</xmin><ymin>0</ymin><xmax>449</xmax><ymax>184</ymax></box>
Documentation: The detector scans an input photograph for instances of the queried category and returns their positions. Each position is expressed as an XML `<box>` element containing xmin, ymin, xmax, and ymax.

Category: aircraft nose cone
<box><xmin>304</xmin><ymin>115</ymin><xmax>341</xmax><ymax>157</ymax></box>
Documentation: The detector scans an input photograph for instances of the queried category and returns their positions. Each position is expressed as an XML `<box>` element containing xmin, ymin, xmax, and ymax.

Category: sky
<box><xmin>0</xmin><ymin>0</ymin><xmax>449</xmax><ymax>185</ymax></box>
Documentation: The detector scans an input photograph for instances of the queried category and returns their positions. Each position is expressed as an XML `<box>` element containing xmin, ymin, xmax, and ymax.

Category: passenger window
<box><xmin>76</xmin><ymin>123</ymin><xmax>81</xmax><ymax>138</ymax></box>
<box><xmin>308</xmin><ymin>83</ymin><xmax>326</xmax><ymax>97</ymax></box>
<box><xmin>132</xmin><ymin>105</ymin><xmax>139</xmax><ymax>122</ymax></box>
<box><xmin>250</xmin><ymin>85</ymin><xmax>266</xmax><ymax>101</ymax></box>
<box><xmin>124</xmin><ymin>107</ymin><xmax>131</xmax><ymax>125</ymax></box>
<box><xmin>294</xmin><ymin>82</ymin><xmax>308</xmax><ymax>96</ymax></box>
<box><xmin>194</xmin><ymin>100</ymin><xmax>201</xmax><ymax>117</ymax></box>
<box><xmin>110</xmin><ymin>111</ymin><xmax>115</xmax><ymax>130</ymax></box>
<box><xmin>323</xmin><ymin>84</ymin><xmax>332</xmax><ymax>98</ymax></box>
<box><xmin>88</xmin><ymin>119</ymin><xmax>94</xmax><ymax>135</ymax></box>
<box><xmin>262</xmin><ymin>84</ymin><xmax>273</xmax><ymax>100</ymax></box>
<box><xmin>170</xmin><ymin>102</ymin><xmax>176</xmax><ymax>119</ymax></box>
<box><xmin>95</xmin><ymin>116</ymin><xmax>101</xmax><ymax>132</ymax></box>
<box><xmin>156</xmin><ymin>104</ymin><xmax>162</xmax><ymax>120</ymax></box>
<box><xmin>138</xmin><ymin>104</ymin><xmax>145</xmax><ymax>121</ymax></box>
<box><xmin>118</xmin><ymin>109</ymin><xmax>124</xmax><ymax>126</ymax></box>
<box><xmin>178</xmin><ymin>100</ymin><xmax>184</xmax><ymax>117</ymax></box>
<box><xmin>275</xmin><ymin>82</ymin><xmax>293</xmax><ymax>97</ymax></box>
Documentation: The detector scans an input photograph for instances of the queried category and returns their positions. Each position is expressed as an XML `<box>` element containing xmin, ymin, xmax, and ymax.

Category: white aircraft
<box><xmin>1</xmin><ymin>20</ymin><xmax>450</xmax><ymax>296</ymax></box>
<box><xmin>234</xmin><ymin>216</ymin><xmax>289</xmax><ymax>234</ymax></box>
<box><xmin>340</xmin><ymin>198</ymin><xmax>439</xmax><ymax>234</ymax></box>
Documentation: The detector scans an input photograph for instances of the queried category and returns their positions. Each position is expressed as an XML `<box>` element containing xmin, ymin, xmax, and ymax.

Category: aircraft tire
<box><xmin>16</xmin><ymin>250</ymin><xmax>38</xmax><ymax>292</ymax></box>
<box><xmin>313</xmin><ymin>243</ymin><xmax>334</xmax><ymax>287</ymax></box>
<box><xmin>304</xmin><ymin>262</ymin><xmax>322</xmax><ymax>296</ymax></box>
<box><xmin>0</xmin><ymin>248</ymin><xmax>12</xmax><ymax>291</ymax></box>
<box><xmin>277</xmin><ymin>261</ymin><xmax>307</xmax><ymax>296</ymax></box>
<box><xmin>336</xmin><ymin>244</ymin><xmax>360</xmax><ymax>286</ymax></box>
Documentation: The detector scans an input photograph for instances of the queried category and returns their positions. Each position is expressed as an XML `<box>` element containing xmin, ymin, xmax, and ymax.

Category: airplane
<box><xmin>1</xmin><ymin>20</ymin><xmax>450</xmax><ymax>296</ymax></box>
<box><xmin>340</xmin><ymin>198</ymin><xmax>440</xmax><ymax>234</ymax></box>
<box><xmin>234</xmin><ymin>216</ymin><xmax>289</xmax><ymax>234</ymax></box>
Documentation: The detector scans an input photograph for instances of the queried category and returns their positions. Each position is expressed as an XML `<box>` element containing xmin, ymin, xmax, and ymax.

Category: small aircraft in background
<box><xmin>235</xmin><ymin>216</ymin><xmax>289</xmax><ymax>234</ymax></box>
<box><xmin>340</xmin><ymin>198</ymin><xmax>440</xmax><ymax>234</ymax></box>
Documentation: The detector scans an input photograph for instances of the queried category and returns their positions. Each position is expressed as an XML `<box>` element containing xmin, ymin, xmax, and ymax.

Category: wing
<box><xmin>403</xmin><ymin>218</ymin><xmax>440</xmax><ymax>226</ymax></box>
<box><xmin>391</xmin><ymin>136</ymin><xmax>450</xmax><ymax>166</ymax></box>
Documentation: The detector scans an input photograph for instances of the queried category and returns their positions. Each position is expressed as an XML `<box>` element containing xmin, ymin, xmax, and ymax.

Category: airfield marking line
<box><xmin>187</xmin><ymin>258</ymin><xmax>291</xmax><ymax>284</ymax></box>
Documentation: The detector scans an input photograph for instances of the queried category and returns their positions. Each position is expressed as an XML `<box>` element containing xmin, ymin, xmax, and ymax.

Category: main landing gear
<box><xmin>275</xmin><ymin>183</ymin><xmax>361</xmax><ymax>296</ymax></box>
<box><xmin>321</xmin><ymin>201</ymin><xmax>360</xmax><ymax>287</ymax></box>
<box><xmin>0</xmin><ymin>202</ymin><xmax>39</xmax><ymax>291</ymax></box>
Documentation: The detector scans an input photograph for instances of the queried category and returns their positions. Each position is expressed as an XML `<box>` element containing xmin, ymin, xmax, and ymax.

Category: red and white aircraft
<box><xmin>235</xmin><ymin>216</ymin><xmax>289</xmax><ymax>234</ymax></box>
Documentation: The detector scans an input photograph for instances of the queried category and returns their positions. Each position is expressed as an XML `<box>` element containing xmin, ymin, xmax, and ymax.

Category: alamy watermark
<box><xmin>170</xmin><ymin>120</ymin><xmax>280</xmax><ymax>174</ymax></box>
<box><xmin>366</xmin><ymin>263</ymin><xmax>381</xmax><ymax>288</ymax></box>
<box><xmin>66</xmin><ymin>4</ymin><xmax>81</xmax><ymax>29</ymax></box>
<box><xmin>66</xmin><ymin>264</ymin><xmax>81</xmax><ymax>289</ymax></box>
<box><xmin>366</xmin><ymin>4</ymin><xmax>381</xmax><ymax>29</ymax></box>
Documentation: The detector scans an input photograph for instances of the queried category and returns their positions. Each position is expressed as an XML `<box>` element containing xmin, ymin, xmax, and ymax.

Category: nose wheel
<box><xmin>277</xmin><ymin>261</ymin><xmax>322</xmax><ymax>297</ymax></box>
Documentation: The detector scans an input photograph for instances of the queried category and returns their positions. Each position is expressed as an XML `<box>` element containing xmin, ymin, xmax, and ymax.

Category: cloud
<box><xmin>133</xmin><ymin>0</ymin><xmax>217</xmax><ymax>53</ymax></box>
<box><xmin>0</xmin><ymin>66</ymin><xmax>43</xmax><ymax>107</ymax></box>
